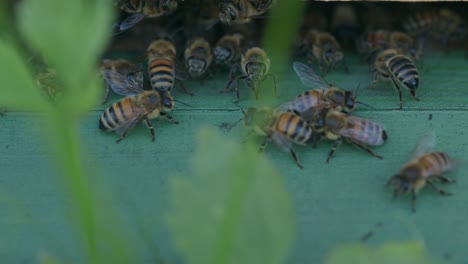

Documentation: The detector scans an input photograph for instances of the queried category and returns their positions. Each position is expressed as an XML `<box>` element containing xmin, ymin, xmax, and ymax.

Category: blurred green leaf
<box><xmin>40</xmin><ymin>254</ymin><xmax>67</xmax><ymax>264</ymax></box>
<box><xmin>17</xmin><ymin>0</ymin><xmax>114</xmax><ymax>96</ymax></box>
<box><xmin>326</xmin><ymin>241</ymin><xmax>439</xmax><ymax>264</ymax></box>
<box><xmin>166</xmin><ymin>127</ymin><xmax>294</xmax><ymax>264</ymax></box>
<box><xmin>0</xmin><ymin>41</ymin><xmax>48</xmax><ymax>111</ymax></box>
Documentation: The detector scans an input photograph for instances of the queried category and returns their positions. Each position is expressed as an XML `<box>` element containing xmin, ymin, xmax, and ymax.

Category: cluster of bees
<box><xmin>35</xmin><ymin>1</ymin><xmax>466</xmax><ymax>211</ymax></box>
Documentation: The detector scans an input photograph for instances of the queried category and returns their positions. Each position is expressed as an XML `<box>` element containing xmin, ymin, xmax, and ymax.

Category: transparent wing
<box><xmin>270</xmin><ymin>130</ymin><xmax>293</xmax><ymax>152</ymax></box>
<box><xmin>293</xmin><ymin>61</ymin><xmax>330</xmax><ymax>89</ymax></box>
<box><xmin>115</xmin><ymin>109</ymin><xmax>146</xmax><ymax>136</ymax></box>
<box><xmin>101</xmin><ymin>69</ymin><xmax>144</xmax><ymax>96</ymax></box>
<box><xmin>411</xmin><ymin>130</ymin><xmax>436</xmax><ymax>158</ymax></box>
<box><xmin>275</xmin><ymin>93</ymin><xmax>331</xmax><ymax>115</ymax></box>
<box><xmin>113</xmin><ymin>14</ymin><xmax>145</xmax><ymax>35</ymax></box>
<box><xmin>338</xmin><ymin>116</ymin><xmax>386</xmax><ymax>146</ymax></box>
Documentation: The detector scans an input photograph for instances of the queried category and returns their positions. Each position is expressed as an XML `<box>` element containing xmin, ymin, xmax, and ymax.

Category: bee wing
<box><xmin>113</xmin><ymin>14</ymin><xmax>145</xmax><ymax>35</ymax></box>
<box><xmin>293</xmin><ymin>61</ymin><xmax>330</xmax><ymax>89</ymax></box>
<box><xmin>101</xmin><ymin>69</ymin><xmax>144</xmax><ymax>96</ymax></box>
<box><xmin>270</xmin><ymin>131</ymin><xmax>293</xmax><ymax>152</ymax></box>
<box><xmin>338</xmin><ymin>116</ymin><xmax>386</xmax><ymax>146</ymax></box>
<box><xmin>115</xmin><ymin>108</ymin><xmax>147</xmax><ymax>136</ymax></box>
<box><xmin>411</xmin><ymin>130</ymin><xmax>437</xmax><ymax>158</ymax></box>
<box><xmin>275</xmin><ymin>94</ymin><xmax>332</xmax><ymax>116</ymax></box>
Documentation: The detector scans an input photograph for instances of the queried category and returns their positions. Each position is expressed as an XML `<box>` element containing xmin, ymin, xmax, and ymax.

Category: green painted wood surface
<box><xmin>1</xmin><ymin>52</ymin><xmax>468</xmax><ymax>263</ymax></box>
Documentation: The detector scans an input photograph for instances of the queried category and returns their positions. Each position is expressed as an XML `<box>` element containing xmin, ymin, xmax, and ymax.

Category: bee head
<box><xmin>159</xmin><ymin>91</ymin><xmax>174</xmax><ymax>112</ymax></box>
<box><xmin>387</xmin><ymin>174</ymin><xmax>412</xmax><ymax>196</ymax></box>
<box><xmin>219</xmin><ymin>3</ymin><xmax>238</xmax><ymax>24</ymax></box>
<box><xmin>186</xmin><ymin>56</ymin><xmax>208</xmax><ymax>78</ymax></box>
<box><xmin>214</xmin><ymin>46</ymin><xmax>232</xmax><ymax>64</ymax></box>
<box><xmin>344</xmin><ymin>91</ymin><xmax>356</xmax><ymax>111</ymax></box>
<box><xmin>246</xmin><ymin>62</ymin><xmax>266</xmax><ymax>82</ymax></box>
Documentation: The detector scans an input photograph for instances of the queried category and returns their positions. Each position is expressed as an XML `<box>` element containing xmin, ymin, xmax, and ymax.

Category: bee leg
<box><xmin>348</xmin><ymin>140</ymin><xmax>383</xmax><ymax>159</ymax></box>
<box><xmin>177</xmin><ymin>80</ymin><xmax>194</xmax><ymax>96</ymax></box>
<box><xmin>145</xmin><ymin>118</ymin><xmax>155</xmax><ymax>142</ymax></box>
<box><xmin>164</xmin><ymin>114</ymin><xmax>179</xmax><ymax>125</ymax></box>
<box><xmin>233</xmin><ymin>76</ymin><xmax>247</xmax><ymax>103</ymax></box>
<box><xmin>390</xmin><ymin>77</ymin><xmax>403</xmax><ymax>110</ymax></box>
<box><xmin>411</xmin><ymin>189</ymin><xmax>417</xmax><ymax>213</ymax></box>
<box><xmin>435</xmin><ymin>175</ymin><xmax>456</xmax><ymax>184</ymax></box>
<box><xmin>427</xmin><ymin>181</ymin><xmax>452</xmax><ymax>196</ymax></box>
<box><xmin>224</xmin><ymin>65</ymin><xmax>239</xmax><ymax>93</ymax></box>
<box><xmin>410</xmin><ymin>90</ymin><xmax>420</xmax><ymax>101</ymax></box>
<box><xmin>370</xmin><ymin>72</ymin><xmax>379</xmax><ymax>89</ymax></box>
<box><xmin>259</xmin><ymin>137</ymin><xmax>270</xmax><ymax>152</ymax></box>
<box><xmin>326</xmin><ymin>138</ymin><xmax>343</xmax><ymax>163</ymax></box>
<box><xmin>102</xmin><ymin>84</ymin><xmax>110</xmax><ymax>105</ymax></box>
<box><xmin>116</xmin><ymin>130</ymin><xmax>130</xmax><ymax>143</ymax></box>
<box><xmin>290</xmin><ymin>149</ymin><xmax>304</xmax><ymax>169</ymax></box>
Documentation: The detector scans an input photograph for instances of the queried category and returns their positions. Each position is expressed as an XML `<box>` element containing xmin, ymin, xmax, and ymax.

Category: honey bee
<box><xmin>243</xmin><ymin>107</ymin><xmax>320</xmax><ymax>169</ymax></box>
<box><xmin>213</xmin><ymin>33</ymin><xmax>243</xmax><ymax>66</ymax></box>
<box><xmin>371</xmin><ymin>49</ymin><xmax>419</xmax><ymax>110</ymax></box>
<box><xmin>308</xmin><ymin>108</ymin><xmax>387</xmax><ymax>163</ymax></box>
<box><xmin>276</xmin><ymin>62</ymin><xmax>357</xmax><ymax>116</ymax></box>
<box><xmin>387</xmin><ymin>131</ymin><xmax>458</xmax><ymax>212</ymax></box>
<box><xmin>225</xmin><ymin>47</ymin><xmax>276</xmax><ymax>102</ymax></box>
<box><xmin>100</xmin><ymin>59</ymin><xmax>144</xmax><ymax>104</ymax></box>
<box><xmin>184</xmin><ymin>37</ymin><xmax>213</xmax><ymax>78</ymax></box>
<box><xmin>218</xmin><ymin>0</ymin><xmax>277</xmax><ymax>24</ymax></box>
<box><xmin>358</xmin><ymin>30</ymin><xmax>423</xmax><ymax>62</ymax></box>
<box><xmin>99</xmin><ymin>86</ymin><xmax>178</xmax><ymax>143</ymax></box>
<box><xmin>147</xmin><ymin>37</ymin><xmax>192</xmax><ymax>95</ymax></box>
<box><xmin>114</xmin><ymin>0</ymin><xmax>179</xmax><ymax>34</ymax></box>
<box><xmin>297</xmin><ymin>30</ymin><xmax>348</xmax><ymax>74</ymax></box>
<box><xmin>403</xmin><ymin>9</ymin><xmax>465</xmax><ymax>46</ymax></box>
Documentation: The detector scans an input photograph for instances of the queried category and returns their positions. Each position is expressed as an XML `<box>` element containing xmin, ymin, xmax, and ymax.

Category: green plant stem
<box><xmin>47</xmin><ymin>110</ymin><xmax>97</xmax><ymax>264</ymax></box>
<box><xmin>212</xmin><ymin>158</ymin><xmax>253</xmax><ymax>264</ymax></box>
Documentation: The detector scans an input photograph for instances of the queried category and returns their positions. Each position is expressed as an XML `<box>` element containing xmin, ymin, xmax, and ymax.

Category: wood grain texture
<box><xmin>0</xmin><ymin>51</ymin><xmax>467</xmax><ymax>263</ymax></box>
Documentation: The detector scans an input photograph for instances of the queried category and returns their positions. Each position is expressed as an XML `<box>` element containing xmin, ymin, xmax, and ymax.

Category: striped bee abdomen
<box><xmin>99</xmin><ymin>97</ymin><xmax>137</xmax><ymax>131</ymax></box>
<box><xmin>387</xmin><ymin>55</ymin><xmax>419</xmax><ymax>91</ymax></box>
<box><xmin>418</xmin><ymin>152</ymin><xmax>453</xmax><ymax>177</ymax></box>
<box><xmin>148</xmin><ymin>58</ymin><xmax>175</xmax><ymax>91</ymax></box>
<box><xmin>274</xmin><ymin>113</ymin><xmax>313</xmax><ymax>145</ymax></box>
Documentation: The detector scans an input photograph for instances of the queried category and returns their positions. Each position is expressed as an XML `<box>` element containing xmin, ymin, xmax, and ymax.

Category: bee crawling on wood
<box><xmin>242</xmin><ymin>107</ymin><xmax>321</xmax><ymax>169</ymax></box>
<box><xmin>147</xmin><ymin>37</ymin><xmax>193</xmax><ymax>95</ymax></box>
<box><xmin>99</xmin><ymin>83</ymin><xmax>179</xmax><ymax>143</ymax></box>
<box><xmin>184</xmin><ymin>37</ymin><xmax>213</xmax><ymax>79</ymax></box>
<box><xmin>276</xmin><ymin>62</ymin><xmax>360</xmax><ymax>116</ymax></box>
<box><xmin>387</xmin><ymin>130</ymin><xmax>459</xmax><ymax>212</ymax></box>
<box><xmin>307</xmin><ymin>108</ymin><xmax>387</xmax><ymax>163</ymax></box>
<box><xmin>371</xmin><ymin>49</ymin><xmax>420</xmax><ymax>110</ymax></box>
<box><xmin>224</xmin><ymin>47</ymin><xmax>277</xmax><ymax>102</ymax></box>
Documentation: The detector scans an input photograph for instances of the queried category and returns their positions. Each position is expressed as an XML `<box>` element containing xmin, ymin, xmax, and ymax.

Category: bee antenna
<box><xmin>354</xmin><ymin>82</ymin><xmax>361</xmax><ymax>98</ymax></box>
<box><xmin>174</xmin><ymin>99</ymin><xmax>193</xmax><ymax>107</ymax></box>
<box><xmin>356</xmin><ymin>101</ymin><xmax>376</xmax><ymax>110</ymax></box>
